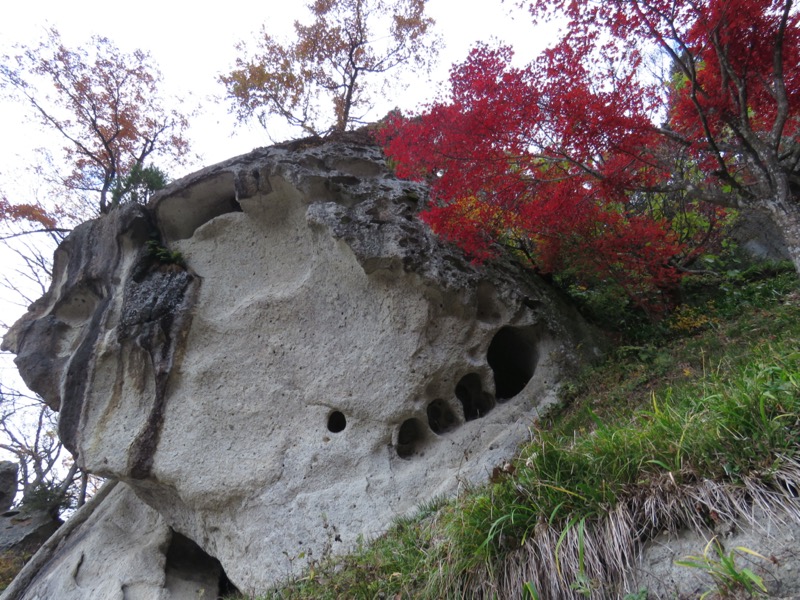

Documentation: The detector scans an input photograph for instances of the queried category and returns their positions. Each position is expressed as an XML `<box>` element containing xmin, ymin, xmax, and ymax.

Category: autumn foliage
<box><xmin>382</xmin><ymin>0</ymin><xmax>800</xmax><ymax>313</ymax></box>
<box><xmin>0</xmin><ymin>197</ymin><xmax>56</xmax><ymax>230</ymax></box>
<box><xmin>1</xmin><ymin>28</ymin><xmax>190</xmax><ymax>216</ymax></box>
<box><xmin>222</xmin><ymin>0</ymin><xmax>438</xmax><ymax>136</ymax></box>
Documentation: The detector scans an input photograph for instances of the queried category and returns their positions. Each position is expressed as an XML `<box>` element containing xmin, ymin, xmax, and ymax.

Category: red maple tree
<box><xmin>382</xmin><ymin>0</ymin><xmax>799</xmax><ymax>312</ymax></box>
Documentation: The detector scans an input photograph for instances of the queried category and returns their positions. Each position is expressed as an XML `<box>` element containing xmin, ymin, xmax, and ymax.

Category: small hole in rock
<box><xmin>427</xmin><ymin>399</ymin><xmax>457</xmax><ymax>434</ymax></box>
<box><xmin>397</xmin><ymin>418</ymin><xmax>426</xmax><ymax>458</ymax></box>
<box><xmin>327</xmin><ymin>411</ymin><xmax>346</xmax><ymax>433</ymax></box>
<box><xmin>455</xmin><ymin>373</ymin><xmax>495</xmax><ymax>421</ymax></box>
<box><xmin>487</xmin><ymin>326</ymin><xmax>540</xmax><ymax>400</ymax></box>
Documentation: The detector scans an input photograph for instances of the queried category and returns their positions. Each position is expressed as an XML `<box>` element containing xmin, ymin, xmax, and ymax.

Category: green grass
<box><xmin>483</xmin><ymin>344</ymin><xmax>800</xmax><ymax>539</ymax></box>
<box><xmin>243</xmin><ymin>266</ymin><xmax>800</xmax><ymax>600</ymax></box>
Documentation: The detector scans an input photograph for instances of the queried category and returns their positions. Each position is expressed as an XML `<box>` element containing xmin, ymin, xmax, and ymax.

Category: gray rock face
<box><xmin>732</xmin><ymin>209</ymin><xmax>791</xmax><ymax>262</ymax></box>
<box><xmin>0</xmin><ymin>461</ymin><xmax>18</xmax><ymax>513</ymax></box>
<box><xmin>12</xmin><ymin>483</ymin><xmax>224</xmax><ymax>600</ymax></box>
<box><xmin>0</xmin><ymin>508</ymin><xmax>59</xmax><ymax>555</ymax></box>
<box><xmin>2</xmin><ymin>135</ymin><xmax>599</xmax><ymax>594</ymax></box>
<box><xmin>634</xmin><ymin>510</ymin><xmax>800</xmax><ymax>599</ymax></box>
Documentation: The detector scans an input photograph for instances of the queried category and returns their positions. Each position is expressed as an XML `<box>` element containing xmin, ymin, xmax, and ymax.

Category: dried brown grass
<box><xmin>472</xmin><ymin>459</ymin><xmax>800</xmax><ymax>599</ymax></box>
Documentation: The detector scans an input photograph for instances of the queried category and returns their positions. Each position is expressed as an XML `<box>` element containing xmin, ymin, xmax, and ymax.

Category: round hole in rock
<box><xmin>427</xmin><ymin>399</ymin><xmax>457</xmax><ymax>434</ymax></box>
<box><xmin>396</xmin><ymin>418</ymin><xmax>426</xmax><ymax>459</ymax></box>
<box><xmin>487</xmin><ymin>326</ymin><xmax>540</xmax><ymax>400</ymax></box>
<box><xmin>327</xmin><ymin>411</ymin><xmax>346</xmax><ymax>433</ymax></box>
<box><xmin>455</xmin><ymin>373</ymin><xmax>496</xmax><ymax>421</ymax></box>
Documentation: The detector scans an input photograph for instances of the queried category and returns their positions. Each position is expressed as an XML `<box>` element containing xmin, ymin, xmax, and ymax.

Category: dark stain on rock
<box><xmin>59</xmin><ymin>288</ymin><xmax>113</xmax><ymax>454</ymax></box>
<box><xmin>2</xmin><ymin>202</ymin><xmax>200</xmax><ymax>472</ymax></box>
<box><xmin>121</xmin><ymin>266</ymin><xmax>199</xmax><ymax>480</ymax></box>
<box><xmin>53</xmin><ymin>205</ymin><xmax>153</xmax><ymax>455</ymax></box>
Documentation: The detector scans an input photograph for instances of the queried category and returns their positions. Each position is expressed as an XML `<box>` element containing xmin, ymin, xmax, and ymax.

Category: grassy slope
<box><xmin>253</xmin><ymin>267</ymin><xmax>800</xmax><ymax>600</ymax></box>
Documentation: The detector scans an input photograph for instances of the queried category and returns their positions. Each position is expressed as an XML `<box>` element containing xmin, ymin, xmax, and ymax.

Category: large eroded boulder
<box><xmin>2</xmin><ymin>135</ymin><xmax>600</xmax><ymax>595</ymax></box>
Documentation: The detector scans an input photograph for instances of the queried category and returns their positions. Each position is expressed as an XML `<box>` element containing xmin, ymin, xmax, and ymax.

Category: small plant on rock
<box><xmin>675</xmin><ymin>537</ymin><xmax>768</xmax><ymax>598</ymax></box>
<box><xmin>146</xmin><ymin>239</ymin><xmax>185</xmax><ymax>268</ymax></box>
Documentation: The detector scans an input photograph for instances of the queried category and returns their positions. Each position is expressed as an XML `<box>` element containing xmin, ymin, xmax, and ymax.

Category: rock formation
<box><xmin>2</xmin><ymin>134</ymin><xmax>600</xmax><ymax>597</ymax></box>
<box><xmin>2</xmin><ymin>482</ymin><xmax>230</xmax><ymax>600</ymax></box>
<box><xmin>0</xmin><ymin>459</ymin><xmax>62</xmax><ymax>567</ymax></box>
<box><xmin>0</xmin><ymin>462</ymin><xmax>17</xmax><ymax>514</ymax></box>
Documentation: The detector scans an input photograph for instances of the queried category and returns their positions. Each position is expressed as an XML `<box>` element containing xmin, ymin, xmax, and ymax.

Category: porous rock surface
<box><xmin>2</xmin><ymin>135</ymin><xmax>599</xmax><ymax>595</ymax></box>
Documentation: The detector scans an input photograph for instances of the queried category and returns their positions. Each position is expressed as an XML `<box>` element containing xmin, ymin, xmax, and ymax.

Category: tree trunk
<box><xmin>764</xmin><ymin>194</ymin><xmax>800</xmax><ymax>275</ymax></box>
<box><xmin>77</xmin><ymin>471</ymin><xmax>88</xmax><ymax>508</ymax></box>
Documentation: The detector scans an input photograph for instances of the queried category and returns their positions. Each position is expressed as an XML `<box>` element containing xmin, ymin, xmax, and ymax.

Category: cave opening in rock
<box><xmin>455</xmin><ymin>373</ymin><xmax>495</xmax><ymax>421</ymax></box>
<box><xmin>327</xmin><ymin>410</ymin><xmax>346</xmax><ymax>433</ymax></box>
<box><xmin>396</xmin><ymin>418</ymin><xmax>426</xmax><ymax>458</ymax></box>
<box><xmin>165</xmin><ymin>530</ymin><xmax>239</xmax><ymax>599</ymax></box>
<box><xmin>426</xmin><ymin>399</ymin><xmax>457</xmax><ymax>434</ymax></box>
<box><xmin>487</xmin><ymin>326</ymin><xmax>540</xmax><ymax>400</ymax></box>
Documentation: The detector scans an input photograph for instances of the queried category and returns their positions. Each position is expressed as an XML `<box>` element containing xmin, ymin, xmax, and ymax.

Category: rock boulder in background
<box><xmin>0</xmin><ymin>463</ymin><xmax>17</xmax><ymax>514</ymax></box>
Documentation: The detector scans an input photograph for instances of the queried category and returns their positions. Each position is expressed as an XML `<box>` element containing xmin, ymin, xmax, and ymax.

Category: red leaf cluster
<box><xmin>380</xmin><ymin>46</ymin><xmax>683</xmax><ymax>311</ymax></box>
<box><xmin>0</xmin><ymin>197</ymin><xmax>57</xmax><ymax>230</ymax></box>
<box><xmin>381</xmin><ymin>0</ymin><xmax>800</xmax><ymax>313</ymax></box>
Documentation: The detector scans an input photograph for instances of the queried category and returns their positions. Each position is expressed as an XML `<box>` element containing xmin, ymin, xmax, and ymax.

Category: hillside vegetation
<box><xmin>251</xmin><ymin>263</ymin><xmax>800</xmax><ymax>600</ymax></box>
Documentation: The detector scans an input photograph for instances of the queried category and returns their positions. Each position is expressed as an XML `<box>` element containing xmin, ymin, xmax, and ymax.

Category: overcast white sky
<box><xmin>0</xmin><ymin>0</ymin><xmax>561</xmax><ymax>312</ymax></box>
<box><xmin>0</xmin><ymin>0</ymin><xmax>558</xmax><ymax>183</ymax></box>
<box><xmin>0</xmin><ymin>0</ymin><xmax>560</xmax><ymax>390</ymax></box>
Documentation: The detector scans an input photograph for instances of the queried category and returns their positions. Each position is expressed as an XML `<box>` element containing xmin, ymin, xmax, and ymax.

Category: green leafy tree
<box><xmin>110</xmin><ymin>164</ymin><xmax>169</xmax><ymax>207</ymax></box>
